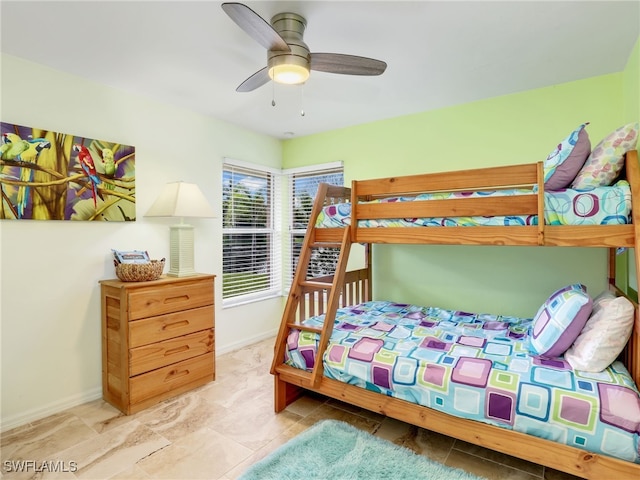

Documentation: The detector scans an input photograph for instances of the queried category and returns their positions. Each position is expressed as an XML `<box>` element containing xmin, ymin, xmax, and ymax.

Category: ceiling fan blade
<box><xmin>236</xmin><ymin>66</ymin><xmax>271</xmax><ymax>92</ymax></box>
<box><xmin>310</xmin><ymin>53</ymin><xmax>387</xmax><ymax>76</ymax></box>
<box><xmin>222</xmin><ymin>2</ymin><xmax>290</xmax><ymax>52</ymax></box>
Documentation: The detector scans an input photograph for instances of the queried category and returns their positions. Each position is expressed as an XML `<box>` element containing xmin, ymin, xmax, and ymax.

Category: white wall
<box><xmin>0</xmin><ymin>54</ymin><xmax>284</xmax><ymax>430</ymax></box>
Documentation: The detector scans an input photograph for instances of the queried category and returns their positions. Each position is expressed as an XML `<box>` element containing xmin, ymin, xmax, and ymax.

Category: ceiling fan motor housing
<box><xmin>268</xmin><ymin>12</ymin><xmax>310</xmax><ymax>82</ymax></box>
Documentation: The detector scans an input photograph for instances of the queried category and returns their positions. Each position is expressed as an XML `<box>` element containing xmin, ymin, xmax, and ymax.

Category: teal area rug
<box><xmin>240</xmin><ymin>420</ymin><xmax>487</xmax><ymax>480</ymax></box>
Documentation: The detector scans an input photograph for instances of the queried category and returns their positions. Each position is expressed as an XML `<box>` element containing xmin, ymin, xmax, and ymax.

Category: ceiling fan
<box><xmin>221</xmin><ymin>2</ymin><xmax>387</xmax><ymax>92</ymax></box>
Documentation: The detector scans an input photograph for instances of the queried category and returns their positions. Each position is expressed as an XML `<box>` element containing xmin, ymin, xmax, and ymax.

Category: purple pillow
<box><xmin>530</xmin><ymin>284</ymin><xmax>592</xmax><ymax>357</ymax></box>
<box><xmin>544</xmin><ymin>124</ymin><xmax>591</xmax><ymax>191</ymax></box>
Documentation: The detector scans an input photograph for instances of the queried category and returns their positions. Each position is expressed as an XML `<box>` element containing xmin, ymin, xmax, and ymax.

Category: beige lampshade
<box><xmin>145</xmin><ymin>182</ymin><xmax>214</xmax><ymax>277</ymax></box>
<box><xmin>145</xmin><ymin>181</ymin><xmax>215</xmax><ymax>219</ymax></box>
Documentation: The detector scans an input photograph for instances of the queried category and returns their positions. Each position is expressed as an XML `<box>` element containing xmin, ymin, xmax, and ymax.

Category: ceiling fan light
<box><xmin>269</xmin><ymin>64</ymin><xmax>309</xmax><ymax>85</ymax></box>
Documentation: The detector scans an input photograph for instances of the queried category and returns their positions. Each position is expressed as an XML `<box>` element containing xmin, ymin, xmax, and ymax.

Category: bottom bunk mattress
<box><xmin>284</xmin><ymin>301</ymin><xmax>640</xmax><ymax>463</ymax></box>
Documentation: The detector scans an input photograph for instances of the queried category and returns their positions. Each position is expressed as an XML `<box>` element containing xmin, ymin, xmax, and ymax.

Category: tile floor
<box><xmin>1</xmin><ymin>337</ymin><xmax>584</xmax><ymax>480</ymax></box>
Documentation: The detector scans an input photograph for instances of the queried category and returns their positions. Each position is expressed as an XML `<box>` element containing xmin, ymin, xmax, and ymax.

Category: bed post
<box><xmin>623</xmin><ymin>150</ymin><xmax>640</xmax><ymax>386</ymax></box>
<box><xmin>536</xmin><ymin>161</ymin><xmax>545</xmax><ymax>245</ymax></box>
<box><xmin>608</xmin><ymin>248</ymin><xmax>617</xmax><ymax>288</ymax></box>
<box><xmin>365</xmin><ymin>242</ymin><xmax>372</xmax><ymax>302</ymax></box>
<box><xmin>274</xmin><ymin>375</ymin><xmax>303</xmax><ymax>412</ymax></box>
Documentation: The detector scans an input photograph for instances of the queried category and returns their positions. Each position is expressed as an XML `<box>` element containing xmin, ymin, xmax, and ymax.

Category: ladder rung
<box><xmin>310</xmin><ymin>242</ymin><xmax>342</xmax><ymax>249</ymax></box>
<box><xmin>300</xmin><ymin>280</ymin><xmax>333</xmax><ymax>290</ymax></box>
<box><xmin>287</xmin><ymin>323</ymin><xmax>323</xmax><ymax>334</ymax></box>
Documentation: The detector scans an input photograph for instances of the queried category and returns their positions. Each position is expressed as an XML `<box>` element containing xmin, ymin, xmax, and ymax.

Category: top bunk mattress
<box><xmin>315</xmin><ymin>181</ymin><xmax>632</xmax><ymax>228</ymax></box>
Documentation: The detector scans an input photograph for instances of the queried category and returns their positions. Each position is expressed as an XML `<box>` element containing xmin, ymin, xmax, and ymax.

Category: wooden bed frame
<box><xmin>271</xmin><ymin>150</ymin><xmax>640</xmax><ymax>479</ymax></box>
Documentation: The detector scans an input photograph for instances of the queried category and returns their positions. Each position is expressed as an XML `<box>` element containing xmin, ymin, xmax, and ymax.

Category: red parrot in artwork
<box><xmin>73</xmin><ymin>144</ymin><xmax>101</xmax><ymax>208</ymax></box>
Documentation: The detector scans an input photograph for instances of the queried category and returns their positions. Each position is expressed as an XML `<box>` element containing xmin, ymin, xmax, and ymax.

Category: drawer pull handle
<box><xmin>165</xmin><ymin>345</ymin><xmax>189</xmax><ymax>356</ymax></box>
<box><xmin>163</xmin><ymin>320</ymin><xmax>189</xmax><ymax>330</ymax></box>
<box><xmin>165</xmin><ymin>368</ymin><xmax>189</xmax><ymax>382</ymax></box>
<box><xmin>164</xmin><ymin>295</ymin><xmax>189</xmax><ymax>304</ymax></box>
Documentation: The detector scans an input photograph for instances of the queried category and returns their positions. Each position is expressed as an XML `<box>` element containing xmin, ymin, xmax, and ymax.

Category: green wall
<box><xmin>284</xmin><ymin>74</ymin><xmax>625</xmax><ymax>178</ymax></box>
<box><xmin>624</xmin><ymin>37</ymin><xmax>640</xmax><ymax>123</ymax></box>
<box><xmin>282</xmin><ymin>73</ymin><xmax>629</xmax><ymax>318</ymax></box>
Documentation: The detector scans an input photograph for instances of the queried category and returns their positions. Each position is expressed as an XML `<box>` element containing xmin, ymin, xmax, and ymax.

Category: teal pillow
<box><xmin>543</xmin><ymin>123</ymin><xmax>590</xmax><ymax>190</ymax></box>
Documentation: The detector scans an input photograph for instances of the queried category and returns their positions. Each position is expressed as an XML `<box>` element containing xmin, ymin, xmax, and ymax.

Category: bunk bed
<box><xmin>271</xmin><ymin>150</ymin><xmax>640</xmax><ymax>479</ymax></box>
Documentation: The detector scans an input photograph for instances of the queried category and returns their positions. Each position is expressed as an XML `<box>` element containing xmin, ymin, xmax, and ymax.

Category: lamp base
<box><xmin>168</xmin><ymin>224</ymin><xmax>197</xmax><ymax>277</ymax></box>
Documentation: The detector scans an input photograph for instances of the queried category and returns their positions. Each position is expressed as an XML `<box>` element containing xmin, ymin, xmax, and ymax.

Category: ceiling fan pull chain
<box><xmin>300</xmin><ymin>84</ymin><xmax>305</xmax><ymax>117</ymax></box>
<box><xmin>272</xmin><ymin>80</ymin><xmax>276</xmax><ymax>107</ymax></box>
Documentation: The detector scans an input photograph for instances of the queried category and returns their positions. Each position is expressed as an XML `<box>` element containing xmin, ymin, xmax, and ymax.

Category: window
<box><xmin>222</xmin><ymin>159</ymin><xmax>281</xmax><ymax>304</ymax></box>
<box><xmin>286</xmin><ymin>163</ymin><xmax>344</xmax><ymax>288</ymax></box>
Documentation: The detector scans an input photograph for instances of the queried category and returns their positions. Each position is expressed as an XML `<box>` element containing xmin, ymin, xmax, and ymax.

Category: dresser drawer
<box><xmin>127</xmin><ymin>279</ymin><xmax>213</xmax><ymax>320</ymax></box>
<box><xmin>129</xmin><ymin>354</ymin><xmax>214</xmax><ymax>405</ymax></box>
<box><xmin>129</xmin><ymin>329</ymin><xmax>213</xmax><ymax>376</ymax></box>
<box><xmin>129</xmin><ymin>305</ymin><xmax>213</xmax><ymax>348</ymax></box>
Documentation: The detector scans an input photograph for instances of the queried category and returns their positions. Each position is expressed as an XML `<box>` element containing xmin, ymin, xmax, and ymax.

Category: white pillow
<box><xmin>565</xmin><ymin>292</ymin><xmax>634</xmax><ymax>372</ymax></box>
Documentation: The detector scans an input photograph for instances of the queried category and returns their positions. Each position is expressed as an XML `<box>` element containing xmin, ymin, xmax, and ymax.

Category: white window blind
<box><xmin>222</xmin><ymin>160</ymin><xmax>282</xmax><ymax>305</ymax></box>
<box><xmin>286</xmin><ymin>163</ymin><xmax>344</xmax><ymax>289</ymax></box>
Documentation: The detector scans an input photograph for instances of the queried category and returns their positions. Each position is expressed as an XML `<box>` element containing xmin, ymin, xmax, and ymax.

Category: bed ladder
<box><xmin>271</xmin><ymin>184</ymin><xmax>353</xmax><ymax>388</ymax></box>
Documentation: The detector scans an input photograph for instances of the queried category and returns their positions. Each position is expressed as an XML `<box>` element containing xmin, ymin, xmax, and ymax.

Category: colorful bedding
<box><xmin>315</xmin><ymin>181</ymin><xmax>632</xmax><ymax>228</ymax></box>
<box><xmin>285</xmin><ymin>301</ymin><xmax>640</xmax><ymax>463</ymax></box>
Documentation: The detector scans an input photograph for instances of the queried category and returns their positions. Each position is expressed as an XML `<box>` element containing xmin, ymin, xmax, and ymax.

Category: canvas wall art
<box><xmin>0</xmin><ymin>122</ymin><xmax>135</xmax><ymax>221</ymax></box>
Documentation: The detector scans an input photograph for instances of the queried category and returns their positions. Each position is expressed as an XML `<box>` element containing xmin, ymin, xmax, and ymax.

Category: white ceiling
<box><xmin>1</xmin><ymin>1</ymin><xmax>639</xmax><ymax>139</ymax></box>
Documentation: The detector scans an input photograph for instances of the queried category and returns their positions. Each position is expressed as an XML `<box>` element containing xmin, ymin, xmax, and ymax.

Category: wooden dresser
<box><xmin>100</xmin><ymin>274</ymin><xmax>215</xmax><ymax>414</ymax></box>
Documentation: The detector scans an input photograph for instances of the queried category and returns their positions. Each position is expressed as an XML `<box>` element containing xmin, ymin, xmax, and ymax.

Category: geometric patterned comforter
<box><xmin>315</xmin><ymin>181</ymin><xmax>632</xmax><ymax>228</ymax></box>
<box><xmin>285</xmin><ymin>301</ymin><xmax>640</xmax><ymax>463</ymax></box>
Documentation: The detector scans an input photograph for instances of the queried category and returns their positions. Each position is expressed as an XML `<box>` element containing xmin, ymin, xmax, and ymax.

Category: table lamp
<box><xmin>145</xmin><ymin>181</ymin><xmax>215</xmax><ymax>277</ymax></box>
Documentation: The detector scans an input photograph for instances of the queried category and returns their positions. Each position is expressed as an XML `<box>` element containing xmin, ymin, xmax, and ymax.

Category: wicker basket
<box><xmin>115</xmin><ymin>259</ymin><xmax>165</xmax><ymax>282</ymax></box>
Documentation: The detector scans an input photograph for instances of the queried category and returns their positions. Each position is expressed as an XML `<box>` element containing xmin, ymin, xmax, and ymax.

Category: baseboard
<box><xmin>216</xmin><ymin>328</ymin><xmax>278</xmax><ymax>355</ymax></box>
<box><xmin>1</xmin><ymin>386</ymin><xmax>103</xmax><ymax>433</ymax></box>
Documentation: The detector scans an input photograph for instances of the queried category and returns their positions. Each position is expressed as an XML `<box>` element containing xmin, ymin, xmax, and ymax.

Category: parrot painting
<box><xmin>73</xmin><ymin>144</ymin><xmax>101</xmax><ymax>208</ymax></box>
<box><xmin>1</xmin><ymin>133</ymin><xmax>52</xmax><ymax>218</ymax></box>
<box><xmin>101</xmin><ymin>148</ymin><xmax>116</xmax><ymax>190</ymax></box>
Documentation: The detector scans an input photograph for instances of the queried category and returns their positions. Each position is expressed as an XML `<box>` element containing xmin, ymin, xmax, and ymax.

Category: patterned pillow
<box><xmin>543</xmin><ymin>123</ymin><xmax>591</xmax><ymax>190</ymax></box>
<box><xmin>565</xmin><ymin>292</ymin><xmax>634</xmax><ymax>372</ymax></box>
<box><xmin>530</xmin><ymin>284</ymin><xmax>592</xmax><ymax>357</ymax></box>
<box><xmin>571</xmin><ymin>122</ymin><xmax>639</xmax><ymax>189</ymax></box>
